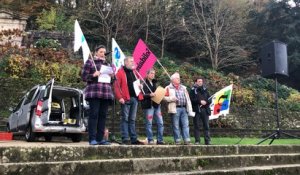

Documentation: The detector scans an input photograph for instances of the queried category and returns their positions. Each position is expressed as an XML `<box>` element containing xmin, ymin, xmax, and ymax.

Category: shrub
<box><xmin>0</xmin><ymin>55</ymin><xmax>9</xmax><ymax>77</ymax></box>
<box><xmin>283</xmin><ymin>90</ymin><xmax>300</xmax><ymax>111</ymax></box>
<box><xmin>34</xmin><ymin>38</ymin><xmax>62</xmax><ymax>50</ymax></box>
<box><xmin>36</xmin><ymin>7</ymin><xmax>73</xmax><ymax>32</ymax></box>
<box><xmin>59</xmin><ymin>64</ymin><xmax>82</xmax><ymax>84</ymax></box>
<box><xmin>232</xmin><ymin>87</ymin><xmax>255</xmax><ymax>107</ymax></box>
<box><xmin>35</xmin><ymin>61</ymin><xmax>61</xmax><ymax>81</ymax></box>
<box><xmin>253</xmin><ymin>89</ymin><xmax>274</xmax><ymax>108</ymax></box>
<box><xmin>242</xmin><ymin>75</ymin><xmax>292</xmax><ymax>99</ymax></box>
<box><xmin>4</xmin><ymin>54</ymin><xmax>32</xmax><ymax>78</ymax></box>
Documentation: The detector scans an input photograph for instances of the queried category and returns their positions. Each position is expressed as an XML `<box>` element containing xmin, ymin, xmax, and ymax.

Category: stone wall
<box><xmin>223</xmin><ymin>107</ymin><xmax>300</xmax><ymax>130</ymax></box>
<box><xmin>23</xmin><ymin>30</ymin><xmax>77</xmax><ymax>57</ymax></box>
<box><xmin>0</xmin><ymin>9</ymin><xmax>28</xmax><ymax>46</ymax></box>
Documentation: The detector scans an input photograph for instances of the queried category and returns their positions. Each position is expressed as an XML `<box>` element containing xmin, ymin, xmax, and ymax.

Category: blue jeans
<box><xmin>143</xmin><ymin>106</ymin><xmax>164</xmax><ymax>143</ymax></box>
<box><xmin>88</xmin><ymin>98</ymin><xmax>110</xmax><ymax>142</ymax></box>
<box><xmin>120</xmin><ymin>97</ymin><xmax>138</xmax><ymax>143</ymax></box>
<box><xmin>171</xmin><ymin>107</ymin><xmax>190</xmax><ymax>143</ymax></box>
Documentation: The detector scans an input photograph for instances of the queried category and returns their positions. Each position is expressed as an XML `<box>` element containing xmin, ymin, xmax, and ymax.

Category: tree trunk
<box><xmin>146</xmin><ymin>14</ymin><xmax>149</xmax><ymax>42</ymax></box>
<box><xmin>145</xmin><ymin>0</ymin><xmax>149</xmax><ymax>42</ymax></box>
<box><xmin>161</xmin><ymin>38</ymin><xmax>165</xmax><ymax>59</ymax></box>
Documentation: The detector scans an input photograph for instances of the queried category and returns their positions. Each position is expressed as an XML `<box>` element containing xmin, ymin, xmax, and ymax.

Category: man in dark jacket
<box><xmin>189</xmin><ymin>77</ymin><xmax>211</xmax><ymax>145</ymax></box>
<box><xmin>114</xmin><ymin>56</ymin><xmax>144</xmax><ymax>145</ymax></box>
<box><xmin>141</xmin><ymin>68</ymin><xmax>164</xmax><ymax>144</ymax></box>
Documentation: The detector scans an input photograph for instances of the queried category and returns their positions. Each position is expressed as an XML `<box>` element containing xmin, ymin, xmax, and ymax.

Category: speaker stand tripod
<box><xmin>257</xmin><ymin>77</ymin><xmax>300</xmax><ymax>145</ymax></box>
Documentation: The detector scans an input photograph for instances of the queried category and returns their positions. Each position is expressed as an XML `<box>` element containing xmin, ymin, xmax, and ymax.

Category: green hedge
<box><xmin>0</xmin><ymin>47</ymin><xmax>299</xmax><ymax>119</ymax></box>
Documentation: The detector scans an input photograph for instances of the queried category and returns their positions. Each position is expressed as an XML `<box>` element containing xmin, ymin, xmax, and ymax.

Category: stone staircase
<box><xmin>0</xmin><ymin>144</ymin><xmax>300</xmax><ymax>174</ymax></box>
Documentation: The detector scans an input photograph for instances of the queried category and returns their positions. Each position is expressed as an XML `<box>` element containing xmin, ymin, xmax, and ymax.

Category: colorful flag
<box><xmin>209</xmin><ymin>84</ymin><xmax>233</xmax><ymax>120</ymax></box>
<box><xmin>112</xmin><ymin>38</ymin><xmax>125</xmax><ymax>73</ymax></box>
<box><xmin>74</xmin><ymin>20</ymin><xmax>91</xmax><ymax>63</ymax></box>
<box><xmin>133</xmin><ymin>39</ymin><xmax>157</xmax><ymax>78</ymax></box>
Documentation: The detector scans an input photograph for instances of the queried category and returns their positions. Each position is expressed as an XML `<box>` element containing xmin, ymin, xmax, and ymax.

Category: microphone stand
<box><xmin>104</xmin><ymin>51</ymin><xmax>122</xmax><ymax>144</ymax></box>
<box><xmin>109</xmin><ymin>76</ymin><xmax>122</xmax><ymax>144</ymax></box>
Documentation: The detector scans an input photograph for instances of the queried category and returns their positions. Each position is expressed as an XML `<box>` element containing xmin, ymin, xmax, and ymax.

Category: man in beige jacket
<box><xmin>164</xmin><ymin>72</ymin><xmax>195</xmax><ymax>144</ymax></box>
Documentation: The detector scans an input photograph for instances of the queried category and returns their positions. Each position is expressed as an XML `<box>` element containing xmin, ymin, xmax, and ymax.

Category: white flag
<box><xmin>112</xmin><ymin>38</ymin><xmax>125</xmax><ymax>73</ymax></box>
<box><xmin>209</xmin><ymin>84</ymin><xmax>233</xmax><ymax>120</ymax></box>
<box><xmin>74</xmin><ymin>20</ymin><xmax>91</xmax><ymax>63</ymax></box>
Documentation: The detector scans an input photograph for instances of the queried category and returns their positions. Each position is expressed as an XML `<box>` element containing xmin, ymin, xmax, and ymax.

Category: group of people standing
<box><xmin>82</xmin><ymin>45</ymin><xmax>212</xmax><ymax>145</ymax></box>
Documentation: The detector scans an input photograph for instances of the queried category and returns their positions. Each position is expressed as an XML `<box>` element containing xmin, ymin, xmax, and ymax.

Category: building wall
<box><xmin>0</xmin><ymin>10</ymin><xmax>28</xmax><ymax>47</ymax></box>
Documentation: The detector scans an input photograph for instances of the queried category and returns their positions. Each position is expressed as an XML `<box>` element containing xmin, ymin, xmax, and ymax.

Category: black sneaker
<box><xmin>131</xmin><ymin>140</ymin><xmax>145</xmax><ymax>145</ymax></box>
<box><xmin>184</xmin><ymin>141</ymin><xmax>191</xmax><ymax>145</ymax></box>
<box><xmin>122</xmin><ymin>140</ymin><xmax>131</xmax><ymax>145</ymax></box>
<box><xmin>98</xmin><ymin>140</ymin><xmax>111</xmax><ymax>145</ymax></box>
<box><xmin>157</xmin><ymin>141</ymin><xmax>165</xmax><ymax>145</ymax></box>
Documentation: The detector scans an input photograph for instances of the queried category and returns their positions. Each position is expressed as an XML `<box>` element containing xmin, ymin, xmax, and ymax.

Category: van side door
<box><xmin>9</xmin><ymin>96</ymin><xmax>25</xmax><ymax>131</ymax></box>
<box><xmin>40</xmin><ymin>79</ymin><xmax>54</xmax><ymax>124</ymax></box>
<box><xmin>18</xmin><ymin>85</ymin><xmax>40</xmax><ymax>130</ymax></box>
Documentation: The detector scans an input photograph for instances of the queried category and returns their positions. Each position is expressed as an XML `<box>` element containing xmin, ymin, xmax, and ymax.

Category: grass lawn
<box><xmin>209</xmin><ymin>137</ymin><xmax>300</xmax><ymax>145</ymax></box>
<box><xmin>140</xmin><ymin>136</ymin><xmax>300</xmax><ymax>145</ymax></box>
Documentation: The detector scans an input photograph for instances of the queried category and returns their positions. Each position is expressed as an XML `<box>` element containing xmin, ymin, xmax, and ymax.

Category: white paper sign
<box><xmin>98</xmin><ymin>74</ymin><xmax>111</xmax><ymax>83</ymax></box>
<box><xmin>100</xmin><ymin>65</ymin><xmax>114</xmax><ymax>74</ymax></box>
<box><xmin>133</xmin><ymin>79</ymin><xmax>141</xmax><ymax>96</ymax></box>
<box><xmin>98</xmin><ymin>65</ymin><xmax>113</xmax><ymax>83</ymax></box>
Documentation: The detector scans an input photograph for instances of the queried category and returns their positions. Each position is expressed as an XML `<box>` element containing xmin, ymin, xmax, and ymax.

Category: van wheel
<box><xmin>25</xmin><ymin>124</ymin><xmax>36</xmax><ymax>142</ymax></box>
<box><xmin>71</xmin><ymin>134</ymin><xmax>82</xmax><ymax>142</ymax></box>
<box><xmin>44</xmin><ymin>135</ymin><xmax>52</xmax><ymax>142</ymax></box>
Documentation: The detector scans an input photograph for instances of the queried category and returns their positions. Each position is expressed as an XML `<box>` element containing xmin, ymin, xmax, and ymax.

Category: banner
<box><xmin>133</xmin><ymin>39</ymin><xmax>157</xmax><ymax>78</ymax></box>
<box><xmin>151</xmin><ymin>86</ymin><xmax>166</xmax><ymax>104</ymax></box>
<box><xmin>209</xmin><ymin>84</ymin><xmax>233</xmax><ymax>120</ymax></box>
<box><xmin>112</xmin><ymin>38</ymin><xmax>125</xmax><ymax>73</ymax></box>
<box><xmin>74</xmin><ymin>20</ymin><xmax>91</xmax><ymax>63</ymax></box>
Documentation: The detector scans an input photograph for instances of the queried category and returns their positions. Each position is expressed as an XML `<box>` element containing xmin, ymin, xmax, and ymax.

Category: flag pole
<box><xmin>156</xmin><ymin>59</ymin><xmax>171</xmax><ymax>79</ymax></box>
<box><xmin>88</xmin><ymin>52</ymin><xmax>98</xmax><ymax>71</ymax></box>
<box><xmin>134</xmin><ymin>70</ymin><xmax>153</xmax><ymax>93</ymax></box>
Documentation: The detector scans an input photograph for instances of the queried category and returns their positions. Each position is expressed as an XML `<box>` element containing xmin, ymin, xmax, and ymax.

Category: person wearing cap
<box><xmin>82</xmin><ymin>45</ymin><xmax>114</xmax><ymax>145</ymax></box>
<box><xmin>141</xmin><ymin>68</ymin><xmax>164</xmax><ymax>145</ymax></box>
<box><xmin>189</xmin><ymin>77</ymin><xmax>211</xmax><ymax>145</ymax></box>
<box><xmin>163</xmin><ymin>72</ymin><xmax>195</xmax><ymax>145</ymax></box>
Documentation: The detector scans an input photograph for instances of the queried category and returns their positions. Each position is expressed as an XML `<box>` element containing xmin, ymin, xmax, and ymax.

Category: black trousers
<box><xmin>88</xmin><ymin>98</ymin><xmax>110</xmax><ymax>142</ymax></box>
<box><xmin>193</xmin><ymin>108</ymin><xmax>210</xmax><ymax>144</ymax></box>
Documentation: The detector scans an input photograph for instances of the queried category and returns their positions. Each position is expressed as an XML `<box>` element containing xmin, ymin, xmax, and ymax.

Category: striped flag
<box><xmin>209</xmin><ymin>84</ymin><xmax>233</xmax><ymax>120</ymax></box>
<box><xmin>74</xmin><ymin>20</ymin><xmax>91</xmax><ymax>63</ymax></box>
<box><xmin>112</xmin><ymin>38</ymin><xmax>125</xmax><ymax>73</ymax></box>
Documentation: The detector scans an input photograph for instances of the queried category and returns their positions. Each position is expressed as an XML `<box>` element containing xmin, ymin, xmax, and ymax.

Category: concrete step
<box><xmin>1</xmin><ymin>145</ymin><xmax>300</xmax><ymax>163</ymax></box>
<box><xmin>1</xmin><ymin>154</ymin><xmax>300</xmax><ymax>174</ymax></box>
<box><xmin>153</xmin><ymin>164</ymin><xmax>300</xmax><ymax>175</ymax></box>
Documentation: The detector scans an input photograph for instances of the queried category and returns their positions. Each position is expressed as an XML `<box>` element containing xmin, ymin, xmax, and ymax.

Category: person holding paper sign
<box><xmin>141</xmin><ymin>68</ymin><xmax>164</xmax><ymax>145</ymax></box>
<box><xmin>114</xmin><ymin>56</ymin><xmax>144</xmax><ymax>145</ymax></box>
<box><xmin>82</xmin><ymin>45</ymin><xmax>114</xmax><ymax>145</ymax></box>
<box><xmin>163</xmin><ymin>72</ymin><xmax>195</xmax><ymax>145</ymax></box>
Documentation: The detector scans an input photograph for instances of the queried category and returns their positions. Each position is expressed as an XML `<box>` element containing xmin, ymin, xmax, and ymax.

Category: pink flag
<box><xmin>133</xmin><ymin>39</ymin><xmax>157</xmax><ymax>78</ymax></box>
